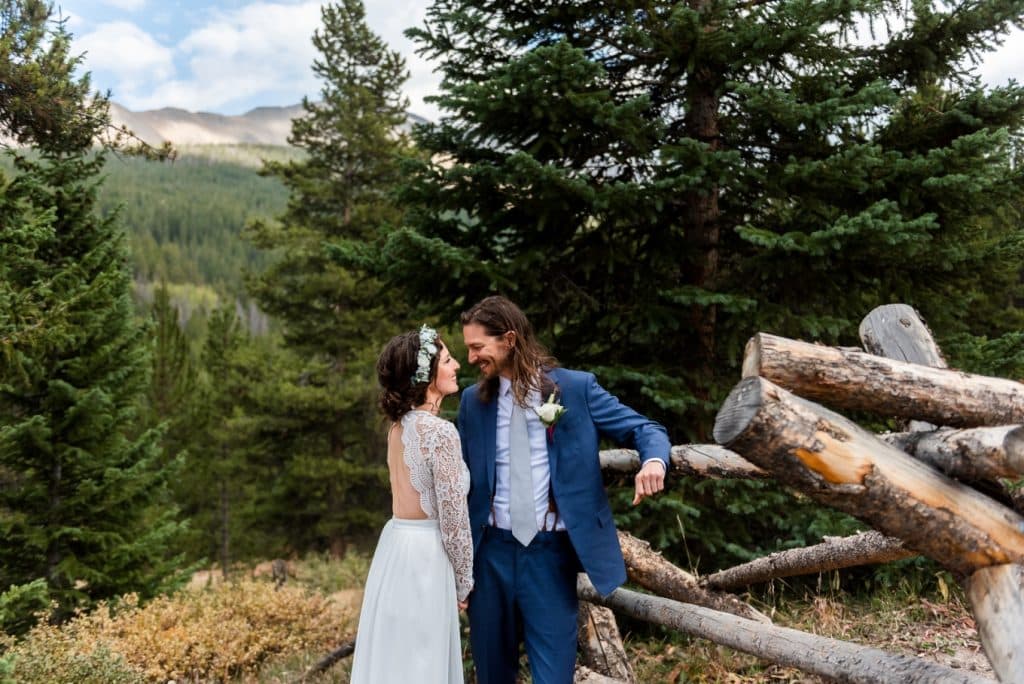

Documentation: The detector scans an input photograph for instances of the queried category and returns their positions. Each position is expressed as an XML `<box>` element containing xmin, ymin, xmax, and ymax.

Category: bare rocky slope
<box><xmin>109</xmin><ymin>102</ymin><xmax>428</xmax><ymax>147</ymax></box>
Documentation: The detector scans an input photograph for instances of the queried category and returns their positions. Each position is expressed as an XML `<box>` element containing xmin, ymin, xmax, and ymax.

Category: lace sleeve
<box><xmin>430</xmin><ymin>420</ymin><xmax>475</xmax><ymax>602</ymax></box>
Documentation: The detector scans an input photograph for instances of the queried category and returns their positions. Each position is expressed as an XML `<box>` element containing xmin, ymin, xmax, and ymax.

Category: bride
<box><xmin>350</xmin><ymin>325</ymin><xmax>474</xmax><ymax>683</ymax></box>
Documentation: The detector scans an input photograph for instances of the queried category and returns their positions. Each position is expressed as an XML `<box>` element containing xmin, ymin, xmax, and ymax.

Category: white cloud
<box><xmin>118</xmin><ymin>0</ymin><xmax>442</xmax><ymax>118</ymax></box>
<box><xmin>977</xmin><ymin>27</ymin><xmax>1024</xmax><ymax>86</ymax></box>
<box><xmin>98</xmin><ymin>0</ymin><xmax>148</xmax><ymax>10</ymax></box>
<box><xmin>64</xmin><ymin>0</ymin><xmax>444</xmax><ymax>117</ymax></box>
<box><xmin>143</xmin><ymin>1</ymin><xmax>324</xmax><ymax>112</ymax></box>
<box><xmin>76</xmin><ymin>21</ymin><xmax>175</xmax><ymax>95</ymax></box>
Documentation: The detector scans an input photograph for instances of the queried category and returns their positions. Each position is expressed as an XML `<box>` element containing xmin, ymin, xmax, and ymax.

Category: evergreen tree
<box><xmin>0</xmin><ymin>1</ymin><xmax>183</xmax><ymax>621</ymax></box>
<box><xmin>146</xmin><ymin>284</ymin><xmax>194</xmax><ymax>456</ymax></box>
<box><xmin>244</xmin><ymin>0</ymin><xmax>410</xmax><ymax>550</ymax></box>
<box><xmin>373</xmin><ymin>0</ymin><xmax>1024</xmax><ymax>564</ymax></box>
<box><xmin>385</xmin><ymin>0</ymin><xmax>1024</xmax><ymax>436</ymax></box>
<box><xmin>173</xmin><ymin>306</ymin><xmax>248</xmax><ymax>568</ymax></box>
<box><xmin>1</xmin><ymin>0</ymin><xmax>104</xmax><ymax>153</ymax></box>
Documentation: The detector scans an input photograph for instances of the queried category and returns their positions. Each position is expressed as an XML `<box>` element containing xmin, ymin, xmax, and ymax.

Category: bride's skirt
<box><xmin>350</xmin><ymin>517</ymin><xmax>464</xmax><ymax>683</ymax></box>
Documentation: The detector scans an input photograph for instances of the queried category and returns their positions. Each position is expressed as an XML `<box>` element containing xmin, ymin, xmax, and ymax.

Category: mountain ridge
<box><xmin>110</xmin><ymin>102</ymin><xmax>428</xmax><ymax>147</ymax></box>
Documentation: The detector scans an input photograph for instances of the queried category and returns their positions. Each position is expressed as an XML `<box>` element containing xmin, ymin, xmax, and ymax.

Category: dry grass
<box><xmin>626</xmin><ymin>587</ymin><xmax>992</xmax><ymax>683</ymax></box>
<box><xmin>3</xmin><ymin>554</ymin><xmax>997</xmax><ymax>683</ymax></box>
<box><xmin>6</xmin><ymin>578</ymin><xmax>358</xmax><ymax>683</ymax></box>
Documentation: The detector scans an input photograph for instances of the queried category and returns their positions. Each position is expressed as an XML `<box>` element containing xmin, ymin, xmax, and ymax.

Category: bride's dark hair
<box><xmin>377</xmin><ymin>330</ymin><xmax>443</xmax><ymax>422</ymax></box>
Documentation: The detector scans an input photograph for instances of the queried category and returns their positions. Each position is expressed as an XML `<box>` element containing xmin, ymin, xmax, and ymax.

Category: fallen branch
<box><xmin>743</xmin><ymin>332</ymin><xmax>1024</xmax><ymax>428</ymax></box>
<box><xmin>600</xmin><ymin>444</ymin><xmax>765</xmax><ymax>479</ymax></box>
<box><xmin>617</xmin><ymin>531</ymin><xmax>770</xmax><ymax>623</ymax></box>
<box><xmin>702</xmin><ymin>531</ymin><xmax>913</xmax><ymax>591</ymax></box>
<box><xmin>713</xmin><ymin>376</ymin><xmax>1024</xmax><ymax>576</ymax></box>
<box><xmin>292</xmin><ymin>637</ymin><xmax>355</xmax><ymax>683</ymax></box>
<box><xmin>578</xmin><ymin>576</ymin><xmax>992</xmax><ymax>683</ymax></box>
<box><xmin>881</xmin><ymin>426</ymin><xmax>1024</xmax><ymax>483</ymax></box>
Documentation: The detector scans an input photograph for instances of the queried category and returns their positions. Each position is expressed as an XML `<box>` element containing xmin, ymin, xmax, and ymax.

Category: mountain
<box><xmin>110</xmin><ymin>102</ymin><xmax>430</xmax><ymax>147</ymax></box>
<box><xmin>110</xmin><ymin>102</ymin><xmax>304</xmax><ymax>146</ymax></box>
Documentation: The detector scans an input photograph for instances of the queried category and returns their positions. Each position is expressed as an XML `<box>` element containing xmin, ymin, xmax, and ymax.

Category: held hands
<box><xmin>632</xmin><ymin>459</ymin><xmax>667</xmax><ymax>505</ymax></box>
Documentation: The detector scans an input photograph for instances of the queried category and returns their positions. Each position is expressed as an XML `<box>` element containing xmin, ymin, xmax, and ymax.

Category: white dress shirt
<box><xmin>490</xmin><ymin>376</ymin><xmax>565</xmax><ymax>532</ymax></box>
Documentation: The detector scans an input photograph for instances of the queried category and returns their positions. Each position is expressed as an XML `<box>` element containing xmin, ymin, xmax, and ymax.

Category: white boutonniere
<box><xmin>534</xmin><ymin>393</ymin><xmax>567</xmax><ymax>429</ymax></box>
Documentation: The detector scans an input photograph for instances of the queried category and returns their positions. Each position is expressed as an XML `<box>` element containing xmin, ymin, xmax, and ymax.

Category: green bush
<box><xmin>0</xmin><ymin>580</ymin><xmax>49</xmax><ymax>637</ymax></box>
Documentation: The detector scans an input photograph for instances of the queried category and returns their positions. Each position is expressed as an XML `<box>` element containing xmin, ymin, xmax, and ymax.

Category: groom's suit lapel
<box><xmin>483</xmin><ymin>393</ymin><xmax>498</xmax><ymax>496</ymax></box>
<box><xmin>544</xmin><ymin>368</ymin><xmax>564</xmax><ymax>482</ymax></box>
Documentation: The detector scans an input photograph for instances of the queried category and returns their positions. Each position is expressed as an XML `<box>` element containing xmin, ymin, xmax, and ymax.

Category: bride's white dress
<box><xmin>350</xmin><ymin>410</ymin><xmax>473</xmax><ymax>684</ymax></box>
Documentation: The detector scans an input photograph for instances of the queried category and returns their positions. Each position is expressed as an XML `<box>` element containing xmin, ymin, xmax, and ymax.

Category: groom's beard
<box><xmin>477</xmin><ymin>356</ymin><xmax>508</xmax><ymax>380</ymax></box>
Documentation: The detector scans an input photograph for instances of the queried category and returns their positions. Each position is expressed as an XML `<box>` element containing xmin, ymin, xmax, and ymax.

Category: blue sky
<box><xmin>61</xmin><ymin>0</ymin><xmax>442</xmax><ymax>118</ymax></box>
<box><xmin>61</xmin><ymin>1</ymin><xmax>1023</xmax><ymax>121</ymax></box>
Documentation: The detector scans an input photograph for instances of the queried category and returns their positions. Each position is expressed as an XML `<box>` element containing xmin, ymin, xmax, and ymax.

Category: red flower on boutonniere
<box><xmin>534</xmin><ymin>392</ymin><xmax>566</xmax><ymax>443</ymax></box>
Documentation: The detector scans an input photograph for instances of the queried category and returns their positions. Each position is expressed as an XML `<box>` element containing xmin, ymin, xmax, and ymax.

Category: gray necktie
<box><xmin>509</xmin><ymin>402</ymin><xmax>537</xmax><ymax>546</ymax></box>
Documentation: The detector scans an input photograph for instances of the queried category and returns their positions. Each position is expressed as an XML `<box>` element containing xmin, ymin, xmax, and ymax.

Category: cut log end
<box><xmin>713</xmin><ymin>376</ymin><xmax>764</xmax><ymax>446</ymax></box>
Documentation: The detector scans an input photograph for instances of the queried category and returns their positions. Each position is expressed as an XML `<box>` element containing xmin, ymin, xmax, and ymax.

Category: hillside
<box><xmin>94</xmin><ymin>147</ymin><xmax>293</xmax><ymax>330</ymax></box>
<box><xmin>110</xmin><ymin>102</ymin><xmax>429</xmax><ymax>148</ymax></box>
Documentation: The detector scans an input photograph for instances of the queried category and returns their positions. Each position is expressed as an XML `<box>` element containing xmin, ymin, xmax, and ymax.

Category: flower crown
<box><xmin>412</xmin><ymin>324</ymin><xmax>439</xmax><ymax>385</ymax></box>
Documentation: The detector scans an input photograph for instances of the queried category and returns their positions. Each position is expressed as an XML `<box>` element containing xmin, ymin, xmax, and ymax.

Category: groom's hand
<box><xmin>632</xmin><ymin>460</ymin><xmax>666</xmax><ymax>505</ymax></box>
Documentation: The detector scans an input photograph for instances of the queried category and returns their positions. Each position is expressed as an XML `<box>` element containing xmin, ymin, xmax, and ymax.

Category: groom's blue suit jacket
<box><xmin>457</xmin><ymin>367</ymin><xmax>671</xmax><ymax>596</ymax></box>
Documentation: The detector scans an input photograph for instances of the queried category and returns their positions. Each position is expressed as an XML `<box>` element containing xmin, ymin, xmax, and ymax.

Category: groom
<box><xmin>458</xmin><ymin>296</ymin><xmax>670</xmax><ymax>684</ymax></box>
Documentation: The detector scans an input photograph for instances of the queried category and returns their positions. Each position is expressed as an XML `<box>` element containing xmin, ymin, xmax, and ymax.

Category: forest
<box><xmin>3</xmin><ymin>0</ymin><xmax>1024</xmax><ymax>680</ymax></box>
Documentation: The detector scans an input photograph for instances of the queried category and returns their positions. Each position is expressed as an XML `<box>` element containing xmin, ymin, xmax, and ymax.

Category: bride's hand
<box><xmin>458</xmin><ymin>600</ymin><xmax>469</xmax><ymax>611</ymax></box>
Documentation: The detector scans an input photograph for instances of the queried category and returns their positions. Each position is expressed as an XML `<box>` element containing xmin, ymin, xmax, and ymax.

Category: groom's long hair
<box><xmin>460</xmin><ymin>296</ymin><xmax>558</xmax><ymax>405</ymax></box>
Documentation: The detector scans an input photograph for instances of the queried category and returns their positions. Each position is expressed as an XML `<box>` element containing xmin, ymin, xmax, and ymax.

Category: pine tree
<box><xmin>0</xmin><ymin>1</ymin><xmax>183</xmax><ymax>622</ymax></box>
<box><xmin>146</xmin><ymin>284</ymin><xmax>195</xmax><ymax>457</ymax></box>
<box><xmin>173</xmin><ymin>306</ymin><xmax>246</xmax><ymax>569</ymax></box>
<box><xmin>384</xmin><ymin>0</ymin><xmax>1024</xmax><ymax>438</ymax></box>
<box><xmin>243</xmin><ymin>0</ymin><xmax>410</xmax><ymax>550</ymax></box>
<box><xmin>374</xmin><ymin>0</ymin><xmax>1024</xmax><ymax>564</ymax></box>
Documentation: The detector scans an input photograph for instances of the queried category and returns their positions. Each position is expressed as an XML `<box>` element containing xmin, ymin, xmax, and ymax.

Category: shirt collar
<box><xmin>499</xmin><ymin>376</ymin><xmax>512</xmax><ymax>398</ymax></box>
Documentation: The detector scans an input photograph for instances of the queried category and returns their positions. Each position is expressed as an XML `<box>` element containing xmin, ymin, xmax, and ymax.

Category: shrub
<box><xmin>8</xmin><ymin>580</ymin><xmax>355</xmax><ymax>682</ymax></box>
<box><xmin>0</xmin><ymin>579</ymin><xmax>49</xmax><ymax>637</ymax></box>
<box><xmin>4</xmin><ymin>620</ymin><xmax>144</xmax><ymax>684</ymax></box>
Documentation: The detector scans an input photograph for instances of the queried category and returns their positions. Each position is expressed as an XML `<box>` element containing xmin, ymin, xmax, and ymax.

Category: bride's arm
<box><xmin>432</xmin><ymin>420</ymin><xmax>475</xmax><ymax>602</ymax></box>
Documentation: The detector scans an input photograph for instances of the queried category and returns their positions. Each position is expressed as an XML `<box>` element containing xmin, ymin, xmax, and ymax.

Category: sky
<box><xmin>60</xmin><ymin>0</ymin><xmax>443</xmax><ymax>119</ymax></box>
<box><xmin>60</xmin><ymin>0</ymin><xmax>1024</xmax><ymax>122</ymax></box>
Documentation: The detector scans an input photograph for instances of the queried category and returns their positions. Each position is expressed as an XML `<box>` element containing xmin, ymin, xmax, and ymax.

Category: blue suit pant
<box><xmin>468</xmin><ymin>527</ymin><xmax>579</xmax><ymax>684</ymax></box>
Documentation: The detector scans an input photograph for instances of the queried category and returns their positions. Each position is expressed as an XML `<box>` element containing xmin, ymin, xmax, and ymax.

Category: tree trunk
<box><xmin>743</xmin><ymin>332</ymin><xmax>1024</xmax><ymax>428</ymax></box>
<box><xmin>966</xmin><ymin>564</ymin><xmax>1024</xmax><ymax>683</ymax></box>
<box><xmin>577</xmin><ymin>601</ymin><xmax>635</xmax><ymax>682</ymax></box>
<box><xmin>858</xmin><ymin>303</ymin><xmax>946</xmax><ymax>368</ymax></box>
<box><xmin>856</xmin><ymin>303</ymin><xmax>942</xmax><ymax>428</ymax></box>
<box><xmin>46</xmin><ymin>457</ymin><xmax>62</xmax><ymax>587</ymax></box>
<box><xmin>681</xmin><ymin>35</ymin><xmax>722</xmax><ymax>372</ymax></box>
<box><xmin>219</xmin><ymin>477</ymin><xmax>230</xmax><ymax>579</ymax></box>
<box><xmin>881</xmin><ymin>426</ymin><xmax>1024</xmax><ymax>482</ymax></box>
<box><xmin>859</xmin><ymin>303</ymin><xmax>946</xmax><ymax>431</ymax></box>
<box><xmin>600</xmin><ymin>445</ymin><xmax>765</xmax><ymax>479</ymax></box>
<box><xmin>617</xmin><ymin>531</ymin><xmax>770</xmax><ymax>623</ymax></box>
<box><xmin>713</xmin><ymin>376</ymin><xmax>1024</xmax><ymax>576</ymax></box>
<box><xmin>577</xmin><ymin>576</ymin><xmax>991</xmax><ymax>683</ymax></box>
<box><xmin>702</xmin><ymin>531</ymin><xmax>913</xmax><ymax>591</ymax></box>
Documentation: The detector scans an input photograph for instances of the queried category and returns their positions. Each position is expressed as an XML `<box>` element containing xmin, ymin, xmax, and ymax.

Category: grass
<box><xmin>3</xmin><ymin>555</ymin><xmax>992</xmax><ymax>683</ymax></box>
<box><xmin>624</xmin><ymin>580</ymin><xmax>990</xmax><ymax>683</ymax></box>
